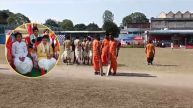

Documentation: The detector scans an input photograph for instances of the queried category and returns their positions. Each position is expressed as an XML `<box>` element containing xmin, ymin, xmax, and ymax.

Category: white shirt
<box><xmin>12</xmin><ymin>41</ymin><xmax>28</xmax><ymax>58</ymax></box>
<box><xmin>74</xmin><ymin>39</ymin><xmax>81</xmax><ymax>50</ymax></box>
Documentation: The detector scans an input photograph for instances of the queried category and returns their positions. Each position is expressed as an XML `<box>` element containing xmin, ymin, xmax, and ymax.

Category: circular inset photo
<box><xmin>5</xmin><ymin>23</ymin><xmax>60</xmax><ymax>77</ymax></box>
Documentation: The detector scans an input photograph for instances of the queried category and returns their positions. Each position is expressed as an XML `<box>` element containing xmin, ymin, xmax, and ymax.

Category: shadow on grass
<box><xmin>115</xmin><ymin>72</ymin><xmax>156</xmax><ymax>77</ymax></box>
<box><xmin>0</xmin><ymin>68</ymin><xmax>9</xmax><ymax>70</ymax></box>
<box><xmin>118</xmin><ymin>64</ymin><xmax>127</xmax><ymax>67</ymax></box>
<box><xmin>153</xmin><ymin>64</ymin><xmax>178</xmax><ymax>67</ymax></box>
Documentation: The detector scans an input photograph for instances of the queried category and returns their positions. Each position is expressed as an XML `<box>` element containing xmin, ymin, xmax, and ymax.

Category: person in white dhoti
<box><xmin>37</xmin><ymin>35</ymin><xmax>56</xmax><ymax>71</ymax></box>
<box><xmin>74</xmin><ymin>36</ymin><xmax>82</xmax><ymax>64</ymax></box>
<box><xmin>12</xmin><ymin>32</ymin><xmax>33</xmax><ymax>75</ymax></box>
<box><xmin>62</xmin><ymin>36</ymin><xmax>73</xmax><ymax>64</ymax></box>
<box><xmin>87</xmin><ymin>37</ymin><xmax>93</xmax><ymax>65</ymax></box>
<box><xmin>82</xmin><ymin>38</ymin><xmax>90</xmax><ymax>64</ymax></box>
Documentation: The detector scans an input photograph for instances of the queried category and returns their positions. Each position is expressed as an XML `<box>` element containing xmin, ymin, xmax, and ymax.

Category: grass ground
<box><xmin>1</xmin><ymin>44</ymin><xmax>193</xmax><ymax>108</ymax></box>
<box><xmin>2</xmin><ymin>44</ymin><xmax>193</xmax><ymax>73</ymax></box>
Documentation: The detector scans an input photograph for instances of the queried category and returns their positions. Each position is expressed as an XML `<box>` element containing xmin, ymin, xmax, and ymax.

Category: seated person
<box><xmin>12</xmin><ymin>32</ymin><xmax>33</xmax><ymax>75</ymax></box>
<box><xmin>37</xmin><ymin>35</ymin><xmax>56</xmax><ymax>71</ymax></box>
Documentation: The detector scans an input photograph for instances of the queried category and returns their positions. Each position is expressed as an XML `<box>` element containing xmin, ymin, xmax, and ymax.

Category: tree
<box><xmin>6</xmin><ymin>13</ymin><xmax>30</xmax><ymax>27</ymax></box>
<box><xmin>7</xmin><ymin>14</ymin><xmax>16</xmax><ymax>25</ymax></box>
<box><xmin>102</xmin><ymin>21</ymin><xmax>120</xmax><ymax>37</ymax></box>
<box><xmin>0</xmin><ymin>10</ymin><xmax>14</xmax><ymax>24</ymax></box>
<box><xmin>59</xmin><ymin>19</ymin><xmax>73</xmax><ymax>30</ymax></box>
<box><xmin>122</xmin><ymin>12</ymin><xmax>149</xmax><ymax>26</ymax></box>
<box><xmin>86</xmin><ymin>23</ymin><xmax>100</xmax><ymax>31</ymax></box>
<box><xmin>15</xmin><ymin>13</ymin><xmax>30</xmax><ymax>23</ymax></box>
<box><xmin>103</xmin><ymin>10</ymin><xmax>114</xmax><ymax>23</ymax></box>
<box><xmin>44</xmin><ymin>19</ymin><xmax>59</xmax><ymax>29</ymax></box>
<box><xmin>74</xmin><ymin>24</ymin><xmax>86</xmax><ymax>31</ymax></box>
<box><xmin>0</xmin><ymin>10</ymin><xmax>30</xmax><ymax>27</ymax></box>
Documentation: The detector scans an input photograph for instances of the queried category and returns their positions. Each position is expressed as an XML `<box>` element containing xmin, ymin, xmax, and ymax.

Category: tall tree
<box><xmin>74</xmin><ymin>24</ymin><xmax>86</xmax><ymax>31</ymax></box>
<box><xmin>59</xmin><ymin>19</ymin><xmax>73</xmax><ymax>30</ymax></box>
<box><xmin>44</xmin><ymin>19</ymin><xmax>59</xmax><ymax>29</ymax></box>
<box><xmin>102</xmin><ymin>21</ymin><xmax>120</xmax><ymax>37</ymax></box>
<box><xmin>122</xmin><ymin>12</ymin><xmax>149</xmax><ymax>26</ymax></box>
<box><xmin>86</xmin><ymin>23</ymin><xmax>100</xmax><ymax>31</ymax></box>
<box><xmin>103</xmin><ymin>10</ymin><xmax>114</xmax><ymax>23</ymax></box>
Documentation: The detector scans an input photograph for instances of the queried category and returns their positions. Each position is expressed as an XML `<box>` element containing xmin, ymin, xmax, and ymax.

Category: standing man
<box><xmin>145</xmin><ymin>40</ymin><xmax>155</xmax><ymax>65</ymax></box>
<box><xmin>82</xmin><ymin>38</ymin><xmax>87</xmax><ymax>64</ymax></box>
<box><xmin>101</xmin><ymin>33</ymin><xmax>110</xmax><ymax>65</ymax></box>
<box><xmin>74</xmin><ymin>36</ymin><xmax>82</xmax><ymax>64</ymax></box>
<box><xmin>87</xmin><ymin>37</ymin><xmax>93</xmax><ymax>65</ymax></box>
<box><xmin>171</xmin><ymin>42</ymin><xmax>174</xmax><ymax>50</ymax></box>
<box><xmin>109</xmin><ymin>35</ymin><xmax>118</xmax><ymax>75</ymax></box>
<box><xmin>92</xmin><ymin>35</ymin><xmax>101</xmax><ymax>75</ymax></box>
<box><xmin>63</xmin><ymin>35</ymin><xmax>72</xmax><ymax>64</ymax></box>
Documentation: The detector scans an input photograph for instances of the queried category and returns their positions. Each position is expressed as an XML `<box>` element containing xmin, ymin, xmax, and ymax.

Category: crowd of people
<box><xmin>6</xmin><ymin>25</ymin><xmax>59</xmax><ymax>77</ymax></box>
<box><xmin>62</xmin><ymin>33</ymin><xmax>121</xmax><ymax>76</ymax></box>
<box><xmin>6</xmin><ymin>24</ymin><xmax>156</xmax><ymax>77</ymax></box>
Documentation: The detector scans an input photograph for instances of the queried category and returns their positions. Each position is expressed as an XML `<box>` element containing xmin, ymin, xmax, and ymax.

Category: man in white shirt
<box><xmin>74</xmin><ymin>36</ymin><xmax>82</xmax><ymax>64</ymax></box>
<box><xmin>12</xmin><ymin>32</ymin><xmax>33</xmax><ymax>75</ymax></box>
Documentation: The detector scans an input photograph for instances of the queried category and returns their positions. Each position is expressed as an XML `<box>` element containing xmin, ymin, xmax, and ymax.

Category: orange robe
<box><xmin>92</xmin><ymin>39</ymin><xmax>101</xmax><ymax>72</ymax></box>
<box><xmin>109</xmin><ymin>40</ymin><xmax>117</xmax><ymax>73</ymax></box>
<box><xmin>101</xmin><ymin>38</ymin><xmax>110</xmax><ymax>65</ymax></box>
<box><xmin>146</xmin><ymin>43</ymin><xmax>155</xmax><ymax>58</ymax></box>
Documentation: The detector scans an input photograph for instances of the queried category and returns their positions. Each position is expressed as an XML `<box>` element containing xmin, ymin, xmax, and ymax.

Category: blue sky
<box><xmin>0</xmin><ymin>0</ymin><xmax>193</xmax><ymax>27</ymax></box>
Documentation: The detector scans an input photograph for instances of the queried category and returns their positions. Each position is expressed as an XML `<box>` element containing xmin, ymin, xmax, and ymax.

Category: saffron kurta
<box><xmin>92</xmin><ymin>39</ymin><xmax>101</xmax><ymax>72</ymax></box>
<box><xmin>145</xmin><ymin>43</ymin><xmax>155</xmax><ymax>63</ymax></box>
<box><xmin>101</xmin><ymin>38</ymin><xmax>110</xmax><ymax>65</ymax></box>
<box><xmin>109</xmin><ymin>40</ymin><xmax>117</xmax><ymax>73</ymax></box>
<box><xmin>146</xmin><ymin>43</ymin><xmax>155</xmax><ymax>58</ymax></box>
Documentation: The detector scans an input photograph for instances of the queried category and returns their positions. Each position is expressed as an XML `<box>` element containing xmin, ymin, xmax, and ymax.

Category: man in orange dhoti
<box><xmin>101</xmin><ymin>34</ymin><xmax>110</xmax><ymax>65</ymax></box>
<box><xmin>92</xmin><ymin>35</ymin><xmax>101</xmax><ymax>75</ymax></box>
<box><xmin>109</xmin><ymin>35</ymin><xmax>118</xmax><ymax>75</ymax></box>
<box><xmin>145</xmin><ymin>40</ymin><xmax>155</xmax><ymax>65</ymax></box>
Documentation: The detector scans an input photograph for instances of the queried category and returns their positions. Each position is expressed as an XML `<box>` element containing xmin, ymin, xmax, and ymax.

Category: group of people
<box><xmin>8</xmin><ymin>24</ymin><xmax>156</xmax><ymax>77</ymax></box>
<box><xmin>7</xmin><ymin>26</ymin><xmax>59</xmax><ymax>76</ymax></box>
<box><xmin>62</xmin><ymin>33</ymin><xmax>121</xmax><ymax>76</ymax></box>
<box><xmin>62</xmin><ymin>36</ymin><xmax>93</xmax><ymax>65</ymax></box>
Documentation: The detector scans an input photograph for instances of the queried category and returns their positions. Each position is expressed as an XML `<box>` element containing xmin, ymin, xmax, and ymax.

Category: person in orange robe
<box><xmin>92</xmin><ymin>35</ymin><xmax>101</xmax><ymax>75</ymax></box>
<box><xmin>145</xmin><ymin>40</ymin><xmax>155</xmax><ymax>65</ymax></box>
<box><xmin>101</xmin><ymin>33</ymin><xmax>110</xmax><ymax>65</ymax></box>
<box><xmin>109</xmin><ymin>35</ymin><xmax>118</xmax><ymax>75</ymax></box>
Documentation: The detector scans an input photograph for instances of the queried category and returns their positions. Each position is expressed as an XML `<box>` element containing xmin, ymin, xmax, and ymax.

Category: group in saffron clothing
<box><xmin>61</xmin><ymin>33</ymin><xmax>121</xmax><ymax>76</ymax></box>
<box><xmin>6</xmin><ymin>23</ymin><xmax>60</xmax><ymax>77</ymax></box>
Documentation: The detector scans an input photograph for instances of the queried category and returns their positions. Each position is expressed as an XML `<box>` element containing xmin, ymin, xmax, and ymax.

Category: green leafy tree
<box><xmin>74</xmin><ymin>24</ymin><xmax>86</xmax><ymax>31</ymax></box>
<box><xmin>8</xmin><ymin>13</ymin><xmax>30</xmax><ymax>25</ymax></box>
<box><xmin>0</xmin><ymin>10</ymin><xmax>13</xmax><ymax>24</ymax></box>
<box><xmin>44</xmin><ymin>19</ymin><xmax>59</xmax><ymax>29</ymax></box>
<box><xmin>122</xmin><ymin>12</ymin><xmax>149</xmax><ymax>26</ymax></box>
<box><xmin>102</xmin><ymin>21</ymin><xmax>120</xmax><ymax>37</ymax></box>
<box><xmin>0</xmin><ymin>10</ymin><xmax>30</xmax><ymax>27</ymax></box>
<box><xmin>59</xmin><ymin>19</ymin><xmax>73</xmax><ymax>30</ymax></box>
<box><xmin>103</xmin><ymin>10</ymin><xmax>114</xmax><ymax>23</ymax></box>
<box><xmin>86</xmin><ymin>23</ymin><xmax>100</xmax><ymax>31</ymax></box>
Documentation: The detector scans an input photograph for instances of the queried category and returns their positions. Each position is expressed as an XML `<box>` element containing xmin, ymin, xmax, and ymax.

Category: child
<box><xmin>12</xmin><ymin>32</ymin><xmax>33</xmax><ymax>74</ymax></box>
